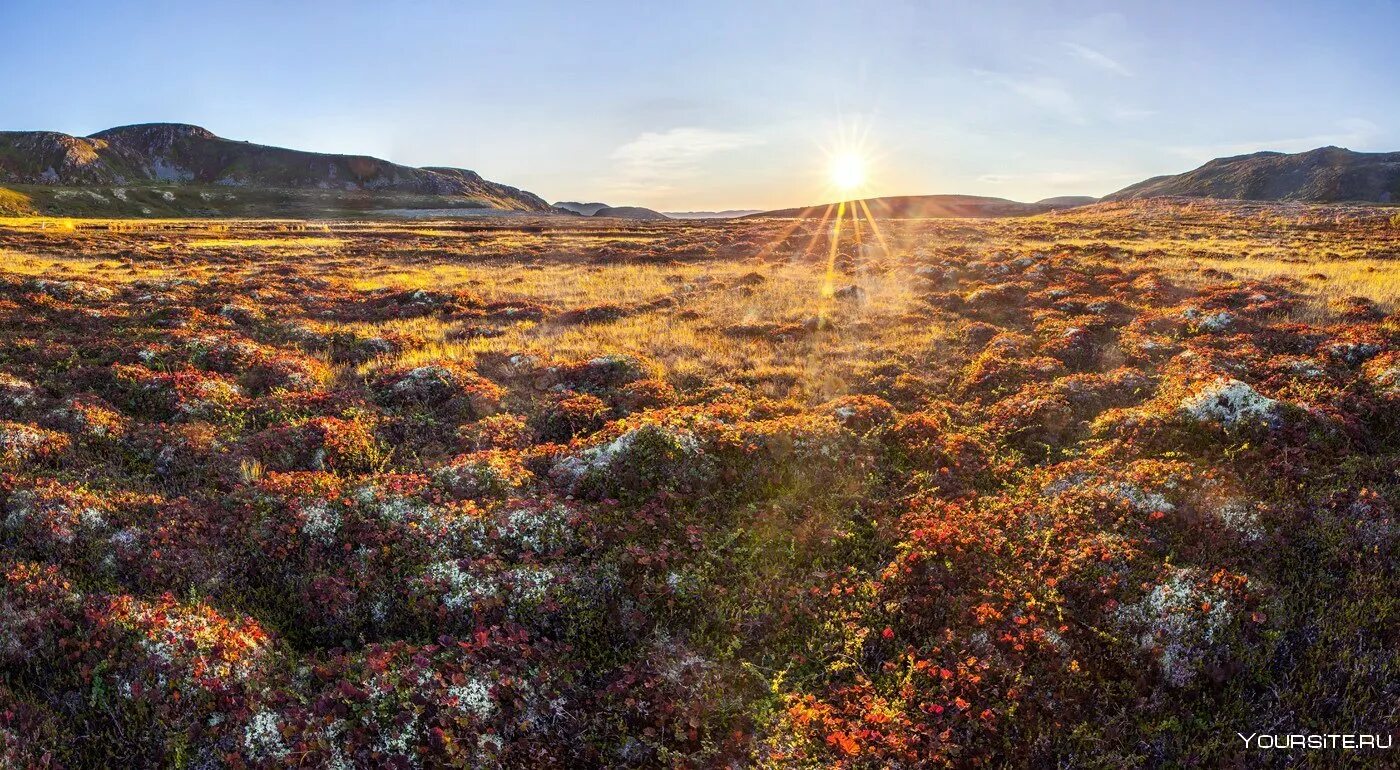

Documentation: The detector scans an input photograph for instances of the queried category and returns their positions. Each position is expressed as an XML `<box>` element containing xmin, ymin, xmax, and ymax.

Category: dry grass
<box><xmin>1151</xmin><ymin>254</ymin><xmax>1400</xmax><ymax>317</ymax></box>
<box><xmin>4</xmin><ymin>202</ymin><xmax>1394</xmax><ymax>393</ymax></box>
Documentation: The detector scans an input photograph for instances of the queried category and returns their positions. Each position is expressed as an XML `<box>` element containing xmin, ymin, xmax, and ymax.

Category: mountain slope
<box><xmin>751</xmin><ymin>194</ymin><xmax>1075</xmax><ymax>219</ymax></box>
<box><xmin>1106</xmin><ymin>146</ymin><xmax>1400</xmax><ymax>203</ymax></box>
<box><xmin>0</xmin><ymin>123</ymin><xmax>551</xmax><ymax>214</ymax></box>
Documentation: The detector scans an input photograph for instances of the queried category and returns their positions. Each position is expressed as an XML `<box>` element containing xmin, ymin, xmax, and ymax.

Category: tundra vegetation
<box><xmin>0</xmin><ymin>197</ymin><xmax>1396</xmax><ymax>767</ymax></box>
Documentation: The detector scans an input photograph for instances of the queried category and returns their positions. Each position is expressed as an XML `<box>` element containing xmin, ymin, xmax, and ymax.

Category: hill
<box><xmin>664</xmin><ymin>209</ymin><xmax>764</xmax><ymax>219</ymax></box>
<box><xmin>750</xmin><ymin>194</ymin><xmax>1078</xmax><ymax>219</ymax></box>
<box><xmin>1035</xmin><ymin>195</ymin><xmax>1098</xmax><ymax>207</ymax></box>
<box><xmin>1106</xmin><ymin>146</ymin><xmax>1400</xmax><ymax>203</ymax></box>
<box><xmin>554</xmin><ymin>201</ymin><xmax>671</xmax><ymax>220</ymax></box>
<box><xmin>554</xmin><ymin>201</ymin><xmax>611</xmax><ymax>215</ymax></box>
<box><xmin>590</xmin><ymin>205</ymin><xmax>669</xmax><ymax>220</ymax></box>
<box><xmin>0</xmin><ymin>123</ymin><xmax>551</xmax><ymax>216</ymax></box>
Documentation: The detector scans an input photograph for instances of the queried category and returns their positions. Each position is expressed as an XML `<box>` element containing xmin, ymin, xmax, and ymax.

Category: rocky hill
<box><xmin>1106</xmin><ymin>146</ymin><xmax>1400</xmax><ymax>203</ymax></box>
<box><xmin>0</xmin><ymin>123</ymin><xmax>551</xmax><ymax>215</ymax></box>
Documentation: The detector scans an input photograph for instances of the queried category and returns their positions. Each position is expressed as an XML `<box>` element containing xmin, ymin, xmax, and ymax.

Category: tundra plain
<box><xmin>0</xmin><ymin>198</ymin><xmax>1396</xmax><ymax>767</ymax></box>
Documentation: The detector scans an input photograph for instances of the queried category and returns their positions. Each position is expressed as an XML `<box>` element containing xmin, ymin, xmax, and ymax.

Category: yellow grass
<box><xmin>185</xmin><ymin>237</ymin><xmax>348</xmax><ymax>249</ymax></box>
<box><xmin>1</xmin><ymin>205</ymin><xmax>1393</xmax><ymax>401</ymax></box>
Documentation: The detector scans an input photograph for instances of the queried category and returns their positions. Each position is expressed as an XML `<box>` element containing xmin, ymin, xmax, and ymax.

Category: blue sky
<box><xmin>2</xmin><ymin>1</ymin><xmax>1397</xmax><ymax>209</ymax></box>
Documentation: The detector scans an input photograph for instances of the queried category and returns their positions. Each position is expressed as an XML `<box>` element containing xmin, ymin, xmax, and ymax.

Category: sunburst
<box><xmin>829</xmin><ymin>151</ymin><xmax>866</xmax><ymax>192</ymax></box>
<box><xmin>810</xmin><ymin>120</ymin><xmax>891</xmax><ymax>301</ymax></box>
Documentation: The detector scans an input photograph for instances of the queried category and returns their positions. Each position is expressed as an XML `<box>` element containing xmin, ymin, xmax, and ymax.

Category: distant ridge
<box><xmin>0</xmin><ymin>122</ymin><xmax>552</xmax><ymax>215</ymax></box>
<box><xmin>554</xmin><ymin>201</ymin><xmax>611</xmax><ymax>215</ymax></box>
<box><xmin>1036</xmin><ymin>195</ymin><xmax>1099</xmax><ymax>207</ymax></box>
<box><xmin>664</xmin><ymin>209</ymin><xmax>763</xmax><ymax>219</ymax></box>
<box><xmin>590</xmin><ymin>205</ymin><xmax>669</xmax><ymax>220</ymax></box>
<box><xmin>553</xmin><ymin>201</ymin><xmax>670</xmax><ymax>220</ymax></box>
<box><xmin>1106</xmin><ymin>146</ymin><xmax>1400</xmax><ymax>203</ymax></box>
<box><xmin>750</xmin><ymin>194</ymin><xmax>1090</xmax><ymax>219</ymax></box>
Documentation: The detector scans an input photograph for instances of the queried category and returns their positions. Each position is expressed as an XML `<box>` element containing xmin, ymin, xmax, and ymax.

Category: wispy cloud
<box><xmin>606</xmin><ymin>127</ymin><xmax>763</xmax><ymax>195</ymax></box>
<box><xmin>1062</xmin><ymin>42</ymin><xmax>1132</xmax><ymax>76</ymax></box>
<box><xmin>979</xmin><ymin>171</ymin><xmax>1102</xmax><ymax>186</ymax></box>
<box><xmin>974</xmin><ymin>70</ymin><xmax>1084</xmax><ymax>124</ymax></box>
<box><xmin>1169</xmin><ymin>118</ymin><xmax>1381</xmax><ymax>159</ymax></box>
<box><xmin>977</xmin><ymin>170</ymin><xmax>1144</xmax><ymax>192</ymax></box>
<box><xmin>1111</xmin><ymin>106</ymin><xmax>1156</xmax><ymax>121</ymax></box>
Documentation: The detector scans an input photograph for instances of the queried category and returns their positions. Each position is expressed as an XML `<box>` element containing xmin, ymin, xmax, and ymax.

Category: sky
<box><xmin>2</xmin><ymin>0</ymin><xmax>1398</xmax><ymax>210</ymax></box>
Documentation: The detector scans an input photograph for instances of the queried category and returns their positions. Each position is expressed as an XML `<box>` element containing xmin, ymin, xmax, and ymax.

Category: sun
<box><xmin>829</xmin><ymin>151</ymin><xmax>866</xmax><ymax>192</ymax></box>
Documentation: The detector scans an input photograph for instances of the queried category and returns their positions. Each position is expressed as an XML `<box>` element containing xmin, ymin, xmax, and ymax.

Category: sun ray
<box><xmin>856</xmin><ymin>198</ymin><xmax>893</xmax><ymax>257</ymax></box>
<box><xmin>822</xmin><ymin>200</ymin><xmax>847</xmax><ymax>299</ymax></box>
<box><xmin>810</xmin><ymin>117</ymin><xmax>891</xmax><ymax>302</ymax></box>
<box><xmin>801</xmin><ymin>203</ymin><xmax>837</xmax><ymax>260</ymax></box>
<box><xmin>755</xmin><ymin>203</ymin><xmax>833</xmax><ymax>263</ymax></box>
<box><xmin>850</xmin><ymin>196</ymin><xmax>864</xmax><ymax>254</ymax></box>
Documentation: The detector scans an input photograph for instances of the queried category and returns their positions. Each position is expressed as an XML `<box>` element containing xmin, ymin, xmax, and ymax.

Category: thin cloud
<box><xmin>1111</xmin><ymin>106</ymin><xmax>1157</xmax><ymax>121</ymax></box>
<box><xmin>980</xmin><ymin>171</ymin><xmax>1100</xmax><ymax>186</ymax></box>
<box><xmin>1169</xmin><ymin>118</ymin><xmax>1381</xmax><ymax>159</ymax></box>
<box><xmin>1062</xmin><ymin>42</ymin><xmax>1132</xmax><ymax>76</ymax></box>
<box><xmin>977</xmin><ymin>170</ymin><xmax>1144</xmax><ymax>189</ymax></box>
<box><xmin>974</xmin><ymin>70</ymin><xmax>1085</xmax><ymax>124</ymax></box>
<box><xmin>606</xmin><ymin>127</ymin><xmax>763</xmax><ymax>195</ymax></box>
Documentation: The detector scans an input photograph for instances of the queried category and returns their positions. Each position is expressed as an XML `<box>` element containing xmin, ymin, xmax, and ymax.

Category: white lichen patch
<box><xmin>447</xmin><ymin>676</ymin><xmax>497</xmax><ymax>719</ymax></box>
<box><xmin>1326</xmin><ymin>342</ymin><xmax>1382</xmax><ymax>367</ymax></box>
<box><xmin>499</xmin><ymin>505</ymin><xmax>572</xmax><ymax>553</ymax></box>
<box><xmin>1114</xmin><ymin>567</ymin><xmax>1238</xmax><ymax>687</ymax></box>
<box><xmin>552</xmin><ymin>423</ymin><xmax>701</xmax><ymax>488</ymax></box>
<box><xmin>425</xmin><ymin>560</ymin><xmax>497</xmax><ymax>610</ymax></box>
<box><xmin>433</xmin><ymin>457</ymin><xmax>525</xmax><ymax>499</ymax></box>
<box><xmin>1283</xmin><ymin>357</ymin><xmax>1327</xmax><ymax>379</ymax></box>
<box><xmin>0</xmin><ymin>374</ymin><xmax>37</xmax><ymax>409</ymax></box>
<box><xmin>584</xmin><ymin>353</ymin><xmax>647</xmax><ymax>381</ymax></box>
<box><xmin>243</xmin><ymin>709</ymin><xmax>290</xmax><ymax>761</ymax></box>
<box><xmin>1102</xmin><ymin>482</ymin><xmax>1176</xmax><ymax>515</ymax></box>
<box><xmin>1043</xmin><ymin>473</ymin><xmax>1174</xmax><ymax>515</ymax></box>
<box><xmin>300</xmin><ymin>502</ymin><xmax>341</xmax><ymax>544</ymax></box>
<box><xmin>1180</xmin><ymin>378</ymin><xmax>1279</xmax><ymax>428</ymax></box>
<box><xmin>389</xmin><ymin>365</ymin><xmax>462</xmax><ymax>401</ymax></box>
<box><xmin>1215</xmin><ymin>500</ymin><xmax>1264</xmax><ymax>542</ymax></box>
<box><xmin>1197</xmin><ymin>311</ymin><xmax>1235</xmax><ymax>332</ymax></box>
<box><xmin>28</xmin><ymin>279</ymin><xmax>114</xmax><ymax>302</ymax></box>
<box><xmin>424</xmin><ymin>561</ymin><xmax>560</xmax><ymax>611</ymax></box>
<box><xmin>0</xmin><ymin>423</ymin><xmax>54</xmax><ymax>461</ymax></box>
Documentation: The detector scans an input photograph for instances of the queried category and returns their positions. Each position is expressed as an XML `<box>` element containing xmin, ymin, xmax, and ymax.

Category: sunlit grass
<box><xmin>185</xmin><ymin>237</ymin><xmax>347</xmax><ymax>249</ymax></box>
<box><xmin>344</xmin><ymin>254</ymin><xmax>931</xmax><ymax>401</ymax></box>
<box><xmin>1154</xmin><ymin>254</ymin><xmax>1400</xmax><ymax>315</ymax></box>
<box><xmin>3</xmin><ymin>205</ymin><xmax>1393</xmax><ymax>397</ymax></box>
